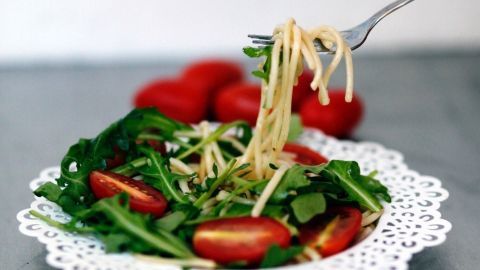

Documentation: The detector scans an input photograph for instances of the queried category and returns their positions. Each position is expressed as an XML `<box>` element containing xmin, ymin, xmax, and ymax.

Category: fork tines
<box><xmin>248</xmin><ymin>34</ymin><xmax>331</xmax><ymax>52</ymax></box>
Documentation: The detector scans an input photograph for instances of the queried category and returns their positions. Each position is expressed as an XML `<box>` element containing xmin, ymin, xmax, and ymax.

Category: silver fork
<box><xmin>248</xmin><ymin>0</ymin><xmax>414</xmax><ymax>52</ymax></box>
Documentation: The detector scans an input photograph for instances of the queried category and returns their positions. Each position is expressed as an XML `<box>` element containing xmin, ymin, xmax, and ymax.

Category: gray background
<box><xmin>1</xmin><ymin>53</ymin><xmax>479</xmax><ymax>269</ymax></box>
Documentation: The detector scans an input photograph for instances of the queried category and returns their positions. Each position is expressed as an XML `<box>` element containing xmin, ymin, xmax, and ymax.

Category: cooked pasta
<box><xmin>240</xmin><ymin>18</ymin><xmax>354</xmax><ymax>179</ymax></box>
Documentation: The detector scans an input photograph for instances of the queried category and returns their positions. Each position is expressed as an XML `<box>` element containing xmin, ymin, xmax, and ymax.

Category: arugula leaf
<box><xmin>176</xmin><ymin>121</ymin><xmax>250</xmax><ymax>160</ymax></box>
<box><xmin>358</xmin><ymin>173</ymin><xmax>392</xmax><ymax>203</ymax></box>
<box><xmin>110</xmin><ymin>156</ymin><xmax>148</xmax><ymax>176</ymax></box>
<box><xmin>90</xmin><ymin>194</ymin><xmax>194</xmax><ymax>258</ymax></box>
<box><xmin>155</xmin><ymin>204</ymin><xmax>199</xmax><ymax>232</ymax></box>
<box><xmin>225</xmin><ymin>203</ymin><xmax>285</xmax><ymax>218</ymax></box>
<box><xmin>287</xmin><ymin>114</ymin><xmax>303</xmax><ymax>142</ymax></box>
<box><xmin>138</xmin><ymin>146</ymin><xmax>189</xmax><ymax>203</ymax></box>
<box><xmin>31</xmin><ymin>194</ymin><xmax>195</xmax><ymax>257</ymax></box>
<box><xmin>260</xmin><ymin>244</ymin><xmax>304</xmax><ymax>268</ymax></box>
<box><xmin>243</xmin><ymin>46</ymin><xmax>271</xmax><ymax>58</ymax></box>
<box><xmin>100</xmin><ymin>233</ymin><xmax>132</xmax><ymax>253</ymax></box>
<box><xmin>34</xmin><ymin>108</ymin><xmax>190</xmax><ymax>215</ymax></box>
<box><xmin>193</xmin><ymin>159</ymin><xmax>248</xmax><ymax>208</ymax></box>
<box><xmin>268</xmin><ymin>165</ymin><xmax>311</xmax><ymax>203</ymax></box>
<box><xmin>322</xmin><ymin>160</ymin><xmax>383</xmax><ymax>212</ymax></box>
<box><xmin>290</xmin><ymin>193</ymin><xmax>326</xmax><ymax>223</ymax></box>
<box><xmin>252</xmin><ymin>70</ymin><xmax>269</xmax><ymax>81</ymax></box>
<box><xmin>243</xmin><ymin>46</ymin><xmax>274</xmax><ymax>82</ymax></box>
<box><xmin>33</xmin><ymin>182</ymin><xmax>62</xmax><ymax>202</ymax></box>
<box><xmin>154</xmin><ymin>211</ymin><xmax>187</xmax><ymax>232</ymax></box>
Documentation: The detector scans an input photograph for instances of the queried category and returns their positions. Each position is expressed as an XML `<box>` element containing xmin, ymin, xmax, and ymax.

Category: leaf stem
<box><xmin>110</xmin><ymin>157</ymin><xmax>148</xmax><ymax>176</ymax></box>
<box><xmin>193</xmin><ymin>159</ymin><xmax>237</xmax><ymax>208</ymax></box>
<box><xmin>176</xmin><ymin>121</ymin><xmax>244</xmax><ymax>160</ymax></box>
<box><xmin>94</xmin><ymin>199</ymin><xmax>194</xmax><ymax>258</ymax></box>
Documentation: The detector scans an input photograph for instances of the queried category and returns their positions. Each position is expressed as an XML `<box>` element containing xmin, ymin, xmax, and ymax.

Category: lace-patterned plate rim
<box><xmin>17</xmin><ymin>129</ymin><xmax>452</xmax><ymax>270</ymax></box>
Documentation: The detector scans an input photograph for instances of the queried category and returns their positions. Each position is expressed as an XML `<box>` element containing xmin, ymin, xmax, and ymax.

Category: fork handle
<box><xmin>363</xmin><ymin>0</ymin><xmax>414</xmax><ymax>29</ymax></box>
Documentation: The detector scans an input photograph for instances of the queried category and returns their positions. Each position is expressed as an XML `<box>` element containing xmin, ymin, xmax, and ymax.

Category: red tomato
<box><xmin>105</xmin><ymin>146</ymin><xmax>126</xmax><ymax>169</ymax></box>
<box><xmin>193</xmin><ymin>217</ymin><xmax>291</xmax><ymax>265</ymax></box>
<box><xmin>89</xmin><ymin>170</ymin><xmax>168</xmax><ymax>217</ymax></box>
<box><xmin>181</xmin><ymin>59</ymin><xmax>244</xmax><ymax>96</ymax></box>
<box><xmin>300</xmin><ymin>90</ymin><xmax>364</xmax><ymax>137</ymax></box>
<box><xmin>107</xmin><ymin>141</ymin><xmax>166</xmax><ymax>170</ymax></box>
<box><xmin>283</xmin><ymin>143</ymin><xmax>328</xmax><ymax>165</ymax></box>
<box><xmin>292</xmin><ymin>71</ymin><xmax>314</xmax><ymax>111</ymax></box>
<box><xmin>135</xmin><ymin>140</ymin><xmax>167</xmax><ymax>154</ymax></box>
<box><xmin>299</xmin><ymin>206</ymin><xmax>362</xmax><ymax>257</ymax></box>
<box><xmin>214</xmin><ymin>83</ymin><xmax>261</xmax><ymax>126</ymax></box>
<box><xmin>134</xmin><ymin>79</ymin><xmax>207</xmax><ymax>123</ymax></box>
<box><xmin>182</xmin><ymin>60</ymin><xmax>244</xmax><ymax>119</ymax></box>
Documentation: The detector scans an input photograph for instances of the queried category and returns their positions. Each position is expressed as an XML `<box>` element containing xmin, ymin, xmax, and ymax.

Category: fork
<box><xmin>248</xmin><ymin>0</ymin><xmax>414</xmax><ymax>52</ymax></box>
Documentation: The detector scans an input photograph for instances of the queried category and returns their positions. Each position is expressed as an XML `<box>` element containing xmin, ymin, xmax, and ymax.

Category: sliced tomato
<box><xmin>133</xmin><ymin>79</ymin><xmax>208</xmax><ymax>123</ymax></box>
<box><xmin>283</xmin><ymin>143</ymin><xmax>328</xmax><ymax>165</ymax></box>
<box><xmin>193</xmin><ymin>217</ymin><xmax>291</xmax><ymax>265</ymax></box>
<box><xmin>300</xmin><ymin>90</ymin><xmax>364</xmax><ymax>137</ymax></box>
<box><xmin>299</xmin><ymin>206</ymin><xmax>362</xmax><ymax>257</ymax></box>
<box><xmin>214</xmin><ymin>83</ymin><xmax>261</xmax><ymax>126</ymax></box>
<box><xmin>292</xmin><ymin>71</ymin><xmax>314</xmax><ymax>111</ymax></box>
<box><xmin>89</xmin><ymin>170</ymin><xmax>168</xmax><ymax>217</ymax></box>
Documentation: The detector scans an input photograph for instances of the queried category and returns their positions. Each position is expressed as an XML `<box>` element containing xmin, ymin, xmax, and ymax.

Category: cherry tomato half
<box><xmin>214</xmin><ymin>83</ymin><xmax>261</xmax><ymax>126</ymax></box>
<box><xmin>134</xmin><ymin>79</ymin><xmax>208</xmax><ymax>123</ymax></box>
<box><xmin>299</xmin><ymin>206</ymin><xmax>362</xmax><ymax>257</ymax></box>
<box><xmin>193</xmin><ymin>217</ymin><xmax>291</xmax><ymax>265</ymax></box>
<box><xmin>300</xmin><ymin>90</ymin><xmax>364</xmax><ymax>137</ymax></box>
<box><xmin>283</xmin><ymin>143</ymin><xmax>328</xmax><ymax>165</ymax></box>
<box><xmin>89</xmin><ymin>170</ymin><xmax>168</xmax><ymax>217</ymax></box>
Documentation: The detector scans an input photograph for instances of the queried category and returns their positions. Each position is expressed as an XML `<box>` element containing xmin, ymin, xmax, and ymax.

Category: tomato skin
<box><xmin>299</xmin><ymin>206</ymin><xmax>362</xmax><ymax>257</ymax></box>
<box><xmin>182</xmin><ymin>60</ymin><xmax>244</xmax><ymax>119</ymax></box>
<box><xmin>107</xmin><ymin>141</ymin><xmax>166</xmax><ymax>169</ymax></box>
<box><xmin>292</xmin><ymin>71</ymin><xmax>314</xmax><ymax>111</ymax></box>
<box><xmin>283</xmin><ymin>143</ymin><xmax>328</xmax><ymax>165</ymax></box>
<box><xmin>89</xmin><ymin>171</ymin><xmax>168</xmax><ymax>217</ymax></box>
<box><xmin>193</xmin><ymin>217</ymin><xmax>291</xmax><ymax>265</ymax></box>
<box><xmin>300</xmin><ymin>90</ymin><xmax>364</xmax><ymax>137</ymax></box>
<box><xmin>181</xmin><ymin>59</ymin><xmax>244</xmax><ymax>96</ymax></box>
<box><xmin>105</xmin><ymin>146</ymin><xmax>127</xmax><ymax>169</ymax></box>
<box><xmin>214</xmin><ymin>83</ymin><xmax>261</xmax><ymax>126</ymax></box>
<box><xmin>134</xmin><ymin>79</ymin><xmax>208</xmax><ymax>123</ymax></box>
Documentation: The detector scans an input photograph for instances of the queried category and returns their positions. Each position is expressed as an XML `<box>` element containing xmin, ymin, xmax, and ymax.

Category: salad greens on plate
<box><xmin>32</xmin><ymin>108</ymin><xmax>390</xmax><ymax>268</ymax></box>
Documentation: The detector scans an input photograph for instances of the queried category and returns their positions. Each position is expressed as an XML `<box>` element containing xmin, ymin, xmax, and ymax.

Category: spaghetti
<box><xmin>240</xmin><ymin>18</ymin><xmax>354</xmax><ymax>180</ymax></box>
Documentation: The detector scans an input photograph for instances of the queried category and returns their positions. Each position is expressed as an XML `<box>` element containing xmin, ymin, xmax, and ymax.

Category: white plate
<box><xmin>17</xmin><ymin>129</ymin><xmax>451</xmax><ymax>270</ymax></box>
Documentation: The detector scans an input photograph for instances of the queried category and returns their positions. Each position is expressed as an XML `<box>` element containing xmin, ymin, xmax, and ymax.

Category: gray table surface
<box><xmin>1</xmin><ymin>53</ymin><xmax>479</xmax><ymax>269</ymax></box>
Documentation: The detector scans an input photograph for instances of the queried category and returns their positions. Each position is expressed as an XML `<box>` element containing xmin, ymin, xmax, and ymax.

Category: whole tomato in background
<box><xmin>181</xmin><ymin>59</ymin><xmax>244</xmax><ymax>96</ymax></box>
<box><xmin>134</xmin><ymin>79</ymin><xmax>208</xmax><ymax>123</ymax></box>
<box><xmin>300</xmin><ymin>90</ymin><xmax>364</xmax><ymax>137</ymax></box>
<box><xmin>133</xmin><ymin>59</ymin><xmax>364</xmax><ymax>137</ymax></box>
<box><xmin>182</xmin><ymin>60</ymin><xmax>244</xmax><ymax>117</ymax></box>
<box><xmin>214</xmin><ymin>83</ymin><xmax>261</xmax><ymax>126</ymax></box>
<box><xmin>134</xmin><ymin>60</ymin><xmax>243</xmax><ymax>123</ymax></box>
<box><xmin>292</xmin><ymin>71</ymin><xmax>314</xmax><ymax>112</ymax></box>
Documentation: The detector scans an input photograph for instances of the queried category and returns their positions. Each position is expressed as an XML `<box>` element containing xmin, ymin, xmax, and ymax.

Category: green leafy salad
<box><xmin>32</xmin><ymin>108</ymin><xmax>391</xmax><ymax>268</ymax></box>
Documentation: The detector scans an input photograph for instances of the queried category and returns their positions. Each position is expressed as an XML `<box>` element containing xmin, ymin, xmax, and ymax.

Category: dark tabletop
<box><xmin>1</xmin><ymin>52</ymin><xmax>479</xmax><ymax>270</ymax></box>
